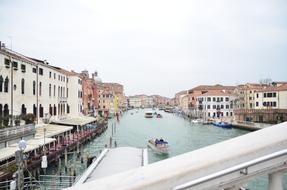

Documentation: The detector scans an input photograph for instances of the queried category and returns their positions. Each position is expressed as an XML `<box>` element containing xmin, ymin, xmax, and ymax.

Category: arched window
<box><xmin>0</xmin><ymin>76</ymin><xmax>3</xmax><ymax>92</ymax></box>
<box><xmin>49</xmin><ymin>104</ymin><xmax>52</xmax><ymax>116</ymax></box>
<box><xmin>0</xmin><ymin>104</ymin><xmax>2</xmax><ymax>117</ymax></box>
<box><xmin>4</xmin><ymin>77</ymin><xmax>9</xmax><ymax>93</ymax></box>
<box><xmin>39</xmin><ymin>104</ymin><xmax>43</xmax><ymax>118</ymax></box>
<box><xmin>54</xmin><ymin>104</ymin><xmax>57</xmax><ymax>116</ymax></box>
<box><xmin>33</xmin><ymin>81</ymin><xmax>36</xmax><ymax>95</ymax></box>
<box><xmin>4</xmin><ymin>104</ymin><xmax>9</xmax><ymax>117</ymax></box>
<box><xmin>21</xmin><ymin>78</ymin><xmax>25</xmax><ymax>94</ymax></box>
<box><xmin>21</xmin><ymin>104</ymin><xmax>26</xmax><ymax>115</ymax></box>
<box><xmin>49</xmin><ymin>84</ymin><xmax>51</xmax><ymax>97</ymax></box>
<box><xmin>33</xmin><ymin>104</ymin><xmax>37</xmax><ymax>116</ymax></box>
<box><xmin>39</xmin><ymin>82</ymin><xmax>42</xmax><ymax>96</ymax></box>
<box><xmin>67</xmin><ymin>104</ymin><xmax>70</xmax><ymax>114</ymax></box>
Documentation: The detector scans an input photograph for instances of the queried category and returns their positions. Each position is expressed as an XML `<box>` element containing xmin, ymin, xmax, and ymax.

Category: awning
<box><xmin>51</xmin><ymin>116</ymin><xmax>97</xmax><ymax>126</ymax></box>
<box><xmin>35</xmin><ymin>124</ymin><xmax>73</xmax><ymax>138</ymax></box>
<box><xmin>0</xmin><ymin>137</ymin><xmax>56</xmax><ymax>162</ymax></box>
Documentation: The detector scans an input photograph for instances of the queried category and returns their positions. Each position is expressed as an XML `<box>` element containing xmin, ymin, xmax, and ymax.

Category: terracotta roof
<box><xmin>198</xmin><ymin>90</ymin><xmax>235</xmax><ymax>97</ymax></box>
<box><xmin>256</xmin><ymin>84</ymin><xmax>287</xmax><ymax>92</ymax></box>
<box><xmin>190</xmin><ymin>84</ymin><xmax>236</xmax><ymax>91</ymax></box>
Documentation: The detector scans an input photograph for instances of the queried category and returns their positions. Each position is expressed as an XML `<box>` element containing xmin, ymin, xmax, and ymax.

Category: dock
<box><xmin>73</xmin><ymin>147</ymin><xmax>148</xmax><ymax>186</ymax></box>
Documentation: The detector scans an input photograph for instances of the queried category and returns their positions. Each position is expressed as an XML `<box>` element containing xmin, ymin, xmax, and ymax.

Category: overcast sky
<box><xmin>1</xmin><ymin>0</ymin><xmax>287</xmax><ymax>97</ymax></box>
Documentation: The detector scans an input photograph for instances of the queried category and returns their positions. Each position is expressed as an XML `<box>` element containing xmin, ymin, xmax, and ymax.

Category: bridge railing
<box><xmin>67</xmin><ymin>122</ymin><xmax>287</xmax><ymax>190</ymax></box>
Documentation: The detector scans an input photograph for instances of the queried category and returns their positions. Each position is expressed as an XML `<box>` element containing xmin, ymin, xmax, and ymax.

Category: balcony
<box><xmin>58</xmin><ymin>97</ymin><xmax>68</xmax><ymax>103</ymax></box>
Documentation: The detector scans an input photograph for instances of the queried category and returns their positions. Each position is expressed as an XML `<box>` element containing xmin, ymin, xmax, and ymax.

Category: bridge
<box><xmin>67</xmin><ymin>122</ymin><xmax>287</xmax><ymax>190</ymax></box>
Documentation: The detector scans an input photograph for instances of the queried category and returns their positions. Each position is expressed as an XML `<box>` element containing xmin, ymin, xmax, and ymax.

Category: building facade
<box><xmin>196</xmin><ymin>91</ymin><xmax>237</xmax><ymax>119</ymax></box>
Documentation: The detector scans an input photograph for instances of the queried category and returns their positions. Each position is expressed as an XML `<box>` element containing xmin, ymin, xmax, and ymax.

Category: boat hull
<box><xmin>147</xmin><ymin>141</ymin><xmax>169</xmax><ymax>154</ymax></box>
<box><xmin>212</xmin><ymin>122</ymin><xmax>232</xmax><ymax>129</ymax></box>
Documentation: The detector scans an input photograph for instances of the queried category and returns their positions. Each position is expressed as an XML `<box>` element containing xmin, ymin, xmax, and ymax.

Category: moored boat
<box><xmin>147</xmin><ymin>139</ymin><xmax>169</xmax><ymax>154</ymax></box>
<box><xmin>212</xmin><ymin>121</ymin><xmax>232</xmax><ymax>129</ymax></box>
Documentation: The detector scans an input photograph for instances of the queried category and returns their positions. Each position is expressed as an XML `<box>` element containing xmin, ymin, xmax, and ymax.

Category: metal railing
<box><xmin>173</xmin><ymin>148</ymin><xmax>287</xmax><ymax>190</ymax></box>
<box><xmin>0</xmin><ymin>125</ymin><xmax>35</xmax><ymax>143</ymax></box>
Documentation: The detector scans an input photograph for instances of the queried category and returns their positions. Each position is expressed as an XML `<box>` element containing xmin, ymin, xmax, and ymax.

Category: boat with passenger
<box><xmin>212</xmin><ymin>121</ymin><xmax>232</xmax><ymax>129</ymax></box>
<box><xmin>148</xmin><ymin>139</ymin><xmax>169</xmax><ymax>154</ymax></box>
<box><xmin>156</xmin><ymin>114</ymin><xmax>163</xmax><ymax>118</ymax></box>
<box><xmin>145</xmin><ymin>111</ymin><xmax>154</xmax><ymax>118</ymax></box>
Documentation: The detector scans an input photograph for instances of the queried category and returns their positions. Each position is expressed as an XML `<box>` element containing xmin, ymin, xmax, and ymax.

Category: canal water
<box><xmin>47</xmin><ymin>108</ymin><xmax>286</xmax><ymax>189</ymax></box>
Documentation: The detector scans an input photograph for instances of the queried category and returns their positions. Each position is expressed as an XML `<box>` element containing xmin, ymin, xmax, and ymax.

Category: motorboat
<box><xmin>148</xmin><ymin>139</ymin><xmax>169</xmax><ymax>154</ymax></box>
<box><xmin>145</xmin><ymin>111</ymin><xmax>154</xmax><ymax>118</ymax></box>
<box><xmin>212</xmin><ymin>121</ymin><xmax>232</xmax><ymax>129</ymax></box>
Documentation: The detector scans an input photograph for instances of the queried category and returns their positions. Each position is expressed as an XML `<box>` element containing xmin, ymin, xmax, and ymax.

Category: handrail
<box><xmin>173</xmin><ymin>148</ymin><xmax>287</xmax><ymax>190</ymax></box>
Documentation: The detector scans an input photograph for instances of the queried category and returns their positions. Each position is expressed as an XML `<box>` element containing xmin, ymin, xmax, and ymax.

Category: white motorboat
<box><xmin>145</xmin><ymin>111</ymin><xmax>154</xmax><ymax>118</ymax></box>
<box><xmin>148</xmin><ymin>139</ymin><xmax>169</xmax><ymax>154</ymax></box>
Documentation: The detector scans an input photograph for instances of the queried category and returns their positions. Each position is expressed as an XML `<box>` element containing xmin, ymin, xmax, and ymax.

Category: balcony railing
<box><xmin>58</xmin><ymin>97</ymin><xmax>68</xmax><ymax>103</ymax></box>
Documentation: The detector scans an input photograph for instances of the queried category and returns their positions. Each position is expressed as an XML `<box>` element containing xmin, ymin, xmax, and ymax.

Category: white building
<box><xmin>196</xmin><ymin>91</ymin><xmax>237</xmax><ymax>119</ymax></box>
<box><xmin>254</xmin><ymin>84</ymin><xmax>287</xmax><ymax>109</ymax></box>
<box><xmin>128</xmin><ymin>96</ymin><xmax>142</xmax><ymax>108</ymax></box>
<box><xmin>0</xmin><ymin>45</ymin><xmax>83</xmax><ymax>125</ymax></box>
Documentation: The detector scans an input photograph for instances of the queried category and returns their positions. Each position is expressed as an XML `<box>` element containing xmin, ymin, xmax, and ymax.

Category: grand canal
<box><xmin>47</xmin><ymin>109</ymin><xmax>286</xmax><ymax>189</ymax></box>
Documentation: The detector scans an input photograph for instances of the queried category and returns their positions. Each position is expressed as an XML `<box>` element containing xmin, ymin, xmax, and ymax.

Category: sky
<box><xmin>0</xmin><ymin>0</ymin><xmax>287</xmax><ymax>98</ymax></box>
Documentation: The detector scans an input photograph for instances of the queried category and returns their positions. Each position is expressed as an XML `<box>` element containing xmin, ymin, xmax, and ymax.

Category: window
<box><xmin>250</xmin><ymin>103</ymin><xmax>252</xmax><ymax>108</ymax></box>
<box><xmin>220</xmin><ymin>105</ymin><xmax>224</xmax><ymax>109</ymax></box>
<box><xmin>39</xmin><ymin>82</ymin><xmax>42</xmax><ymax>96</ymax></box>
<box><xmin>273</xmin><ymin>93</ymin><xmax>276</xmax><ymax>97</ymax></box>
<box><xmin>273</xmin><ymin>102</ymin><xmax>277</xmax><ymax>107</ymax></box>
<box><xmin>226</xmin><ymin>112</ymin><xmax>229</xmax><ymax>117</ymax></box>
<box><xmin>67</xmin><ymin>88</ymin><xmax>69</xmax><ymax>98</ymax></box>
<box><xmin>249</xmin><ymin>97</ymin><xmax>252</xmax><ymax>100</ymax></box>
<box><xmin>264</xmin><ymin>93</ymin><xmax>266</xmax><ymax>98</ymax></box>
<box><xmin>213</xmin><ymin>105</ymin><xmax>216</xmax><ymax>109</ymax></box>
<box><xmin>49</xmin><ymin>72</ymin><xmax>52</xmax><ymax>78</ymax></box>
<box><xmin>208</xmin><ymin>112</ymin><xmax>210</xmax><ymax>117</ymax></box>
<box><xmin>58</xmin><ymin>86</ymin><xmax>60</xmax><ymax>97</ymax></box>
<box><xmin>263</xmin><ymin>102</ymin><xmax>266</xmax><ymax>106</ymax></box>
<box><xmin>207</xmin><ymin>105</ymin><xmax>210</xmax><ymax>109</ymax></box>
<box><xmin>256</xmin><ymin>93</ymin><xmax>259</xmax><ymax>98</ymax></box>
<box><xmin>221</xmin><ymin>97</ymin><xmax>223</xmax><ymax>102</ymax></box>
<box><xmin>49</xmin><ymin>104</ymin><xmax>53</xmax><ymax>115</ymax></box>
<box><xmin>226</xmin><ymin>105</ymin><xmax>229</xmax><ymax>109</ymax></box>
<box><xmin>12</xmin><ymin>61</ymin><xmax>18</xmax><ymax>70</ymax></box>
<box><xmin>39</xmin><ymin>104</ymin><xmax>43</xmax><ymax>118</ymax></box>
<box><xmin>4</xmin><ymin>77</ymin><xmax>9</xmax><ymax>92</ymax></box>
<box><xmin>54</xmin><ymin>85</ymin><xmax>56</xmax><ymax>96</ymax></box>
<box><xmin>54</xmin><ymin>73</ymin><xmax>56</xmax><ymax>79</ymax></box>
<box><xmin>21</xmin><ymin>104</ymin><xmax>26</xmax><ymax>115</ymax></box>
<box><xmin>33</xmin><ymin>81</ymin><xmax>36</xmax><ymax>95</ymax></box>
<box><xmin>49</xmin><ymin>84</ymin><xmax>51</xmax><ymax>96</ymax></box>
<box><xmin>207</xmin><ymin>97</ymin><xmax>211</xmax><ymax>102</ymax></box>
<box><xmin>0</xmin><ymin>76</ymin><xmax>3</xmax><ymax>92</ymax></box>
<box><xmin>225</xmin><ymin>97</ymin><xmax>229</xmax><ymax>102</ymax></box>
<box><xmin>21</xmin><ymin>64</ymin><xmax>26</xmax><ymax>72</ymax></box>
<box><xmin>32</xmin><ymin>67</ymin><xmax>37</xmax><ymax>73</ymax></box>
<box><xmin>21</xmin><ymin>78</ymin><xmax>25</xmax><ymax>94</ymax></box>
<box><xmin>256</xmin><ymin>102</ymin><xmax>259</xmax><ymax>107</ymax></box>
<box><xmin>39</xmin><ymin>68</ymin><xmax>43</xmax><ymax>75</ymax></box>
<box><xmin>33</xmin><ymin>104</ymin><xmax>37</xmax><ymax>116</ymax></box>
<box><xmin>4</xmin><ymin>58</ymin><xmax>10</xmax><ymax>68</ymax></box>
<box><xmin>267</xmin><ymin>93</ymin><xmax>273</xmax><ymax>98</ymax></box>
<box><xmin>58</xmin><ymin>75</ymin><xmax>60</xmax><ymax>81</ymax></box>
<box><xmin>67</xmin><ymin>104</ymin><xmax>70</xmax><ymax>114</ymax></box>
<box><xmin>230</xmin><ymin>112</ymin><xmax>233</xmax><ymax>116</ymax></box>
<box><xmin>67</xmin><ymin>78</ymin><xmax>69</xmax><ymax>83</ymax></box>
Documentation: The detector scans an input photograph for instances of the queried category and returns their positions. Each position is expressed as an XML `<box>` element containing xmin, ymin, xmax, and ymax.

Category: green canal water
<box><xmin>48</xmin><ymin>108</ymin><xmax>287</xmax><ymax>189</ymax></box>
